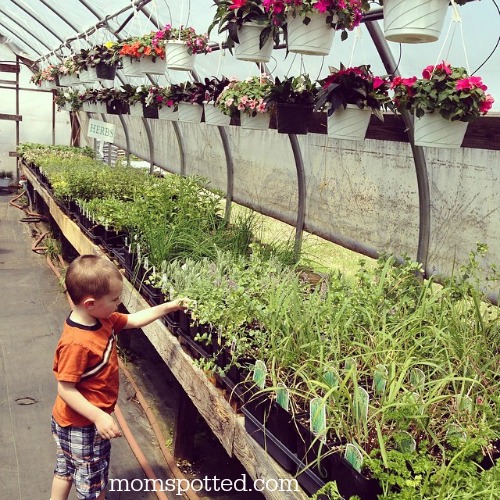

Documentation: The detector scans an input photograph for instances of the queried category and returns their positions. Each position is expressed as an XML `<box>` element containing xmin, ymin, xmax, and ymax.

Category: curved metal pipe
<box><xmin>289</xmin><ymin>134</ymin><xmax>306</xmax><ymax>261</ymax></box>
<box><xmin>142</xmin><ymin>117</ymin><xmax>156</xmax><ymax>174</ymax></box>
<box><xmin>0</xmin><ymin>9</ymin><xmax>54</xmax><ymax>53</ymax></box>
<box><xmin>117</xmin><ymin>113</ymin><xmax>131</xmax><ymax>166</ymax></box>
<box><xmin>365</xmin><ymin>20</ymin><xmax>430</xmax><ymax>273</ymax></box>
<box><xmin>0</xmin><ymin>23</ymin><xmax>43</xmax><ymax>57</ymax></box>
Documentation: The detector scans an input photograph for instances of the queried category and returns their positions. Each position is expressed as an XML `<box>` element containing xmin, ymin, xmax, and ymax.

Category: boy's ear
<box><xmin>83</xmin><ymin>297</ymin><xmax>95</xmax><ymax>310</ymax></box>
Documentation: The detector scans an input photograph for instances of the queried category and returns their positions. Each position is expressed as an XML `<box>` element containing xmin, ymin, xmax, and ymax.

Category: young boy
<box><xmin>50</xmin><ymin>254</ymin><xmax>187</xmax><ymax>500</ymax></box>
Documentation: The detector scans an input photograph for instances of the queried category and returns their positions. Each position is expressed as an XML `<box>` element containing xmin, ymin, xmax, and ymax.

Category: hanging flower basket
<box><xmin>235</xmin><ymin>22</ymin><xmax>274</xmax><ymax>63</ymax></box>
<box><xmin>178</xmin><ymin>102</ymin><xmax>203</xmax><ymax>123</ymax></box>
<box><xmin>143</xmin><ymin>104</ymin><xmax>159</xmax><ymax>119</ymax></box>
<box><xmin>141</xmin><ymin>55</ymin><xmax>167</xmax><ymax>75</ymax></box>
<box><xmin>327</xmin><ymin>104</ymin><xmax>372</xmax><ymax>141</ymax></box>
<box><xmin>203</xmin><ymin>103</ymin><xmax>231</xmax><ymax>126</ymax></box>
<box><xmin>240</xmin><ymin>111</ymin><xmax>270</xmax><ymax>130</ymax></box>
<box><xmin>383</xmin><ymin>0</ymin><xmax>449</xmax><ymax>44</ymax></box>
<box><xmin>275</xmin><ymin>103</ymin><xmax>313</xmax><ymax>135</ymax></box>
<box><xmin>58</xmin><ymin>74</ymin><xmax>80</xmax><ymax>87</ymax></box>
<box><xmin>128</xmin><ymin>102</ymin><xmax>143</xmax><ymax>117</ymax></box>
<box><xmin>413</xmin><ymin>112</ymin><xmax>468</xmax><ymax>148</ymax></box>
<box><xmin>121</xmin><ymin>58</ymin><xmax>143</xmax><ymax>77</ymax></box>
<box><xmin>158</xmin><ymin>106</ymin><xmax>178</xmax><ymax>121</ymax></box>
<box><xmin>166</xmin><ymin>41</ymin><xmax>196</xmax><ymax>72</ymax></box>
<box><xmin>95</xmin><ymin>62</ymin><xmax>117</xmax><ymax>81</ymax></box>
<box><xmin>78</xmin><ymin>67</ymin><xmax>98</xmax><ymax>83</ymax></box>
<box><xmin>286</xmin><ymin>11</ymin><xmax>335</xmax><ymax>56</ymax></box>
<box><xmin>40</xmin><ymin>80</ymin><xmax>58</xmax><ymax>90</ymax></box>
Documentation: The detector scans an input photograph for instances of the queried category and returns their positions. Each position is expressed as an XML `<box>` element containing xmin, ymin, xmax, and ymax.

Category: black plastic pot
<box><xmin>275</xmin><ymin>103</ymin><xmax>313</xmax><ymax>135</ymax></box>
<box><xmin>243</xmin><ymin>393</ymin><xmax>298</xmax><ymax>473</ymax></box>
<box><xmin>95</xmin><ymin>62</ymin><xmax>117</xmax><ymax>81</ymax></box>
<box><xmin>143</xmin><ymin>103</ymin><xmax>159</xmax><ymax>119</ymax></box>
<box><xmin>106</xmin><ymin>100</ymin><xmax>129</xmax><ymax>115</ymax></box>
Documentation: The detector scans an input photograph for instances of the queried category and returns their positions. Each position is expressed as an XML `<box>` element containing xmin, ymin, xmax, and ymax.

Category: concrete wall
<box><xmin>80</xmin><ymin>113</ymin><xmax>499</xmax><ymax>295</ymax></box>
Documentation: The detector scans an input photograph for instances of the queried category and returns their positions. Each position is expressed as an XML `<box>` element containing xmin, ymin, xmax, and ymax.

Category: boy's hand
<box><xmin>173</xmin><ymin>297</ymin><xmax>195</xmax><ymax>311</ymax></box>
<box><xmin>94</xmin><ymin>411</ymin><xmax>122</xmax><ymax>440</ymax></box>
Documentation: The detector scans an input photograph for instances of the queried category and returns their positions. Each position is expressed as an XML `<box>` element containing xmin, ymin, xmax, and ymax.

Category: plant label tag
<box><xmin>324</xmin><ymin>371</ymin><xmax>339</xmax><ymax>389</ymax></box>
<box><xmin>374</xmin><ymin>364</ymin><xmax>388</xmax><ymax>395</ymax></box>
<box><xmin>276</xmin><ymin>383</ymin><xmax>289</xmax><ymax>411</ymax></box>
<box><xmin>395</xmin><ymin>431</ymin><xmax>416</xmax><ymax>453</ymax></box>
<box><xmin>345</xmin><ymin>443</ymin><xmax>363</xmax><ymax>472</ymax></box>
<box><xmin>310</xmin><ymin>398</ymin><xmax>326</xmax><ymax>440</ymax></box>
<box><xmin>410</xmin><ymin>367</ymin><xmax>425</xmax><ymax>392</ymax></box>
<box><xmin>253</xmin><ymin>360</ymin><xmax>267</xmax><ymax>389</ymax></box>
<box><xmin>354</xmin><ymin>386</ymin><xmax>369</xmax><ymax>423</ymax></box>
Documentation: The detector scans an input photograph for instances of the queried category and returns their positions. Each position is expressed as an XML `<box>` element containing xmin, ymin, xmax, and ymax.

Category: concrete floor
<box><xmin>0</xmin><ymin>190</ymin><xmax>169</xmax><ymax>499</ymax></box>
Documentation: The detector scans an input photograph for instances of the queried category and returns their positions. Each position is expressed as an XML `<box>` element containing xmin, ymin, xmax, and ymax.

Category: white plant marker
<box><xmin>253</xmin><ymin>360</ymin><xmax>267</xmax><ymax>389</ymax></box>
<box><xmin>276</xmin><ymin>383</ymin><xmax>289</xmax><ymax>411</ymax></box>
<box><xmin>310</xmin><ymin>398</ymin><xmax>327</xmax><ymax>441</ymax></box>
<box><xmin>395</xmin><ymin>431</ymin><xmax>416</xmax><ymax>453</ymax></box>
<box><xmin>354</xmin><ymin>386</ymin><xmax>369</xmax><ymax>423</ymax></box>
<box><xmin>345</xmin><ymin>443</ymin><xmax>363</xmax><ymax>472</ymax></box>
<box><xmin>374</xmin><ymin>364</ymin><xmax>388</xmax><ymax>395</ymax></box>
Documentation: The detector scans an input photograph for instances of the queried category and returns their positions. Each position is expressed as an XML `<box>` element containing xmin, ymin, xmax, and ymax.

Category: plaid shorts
<box><xmin>51</xmin><ymin>416</ymin><xmax>111</xmax><ymax>500</ymax></box>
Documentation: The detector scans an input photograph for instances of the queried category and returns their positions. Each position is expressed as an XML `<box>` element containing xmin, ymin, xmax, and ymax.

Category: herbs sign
<box><xmin>87</xmin><ymin>119</ymin><xmax>115</xmax><ymax>141</ymax></box>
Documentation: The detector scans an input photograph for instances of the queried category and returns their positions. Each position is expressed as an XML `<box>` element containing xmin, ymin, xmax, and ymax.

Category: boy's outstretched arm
<box><xmin>124</xmin><ymin>298</ymin><xmax>189</xmax><ymax>330</ymax></box>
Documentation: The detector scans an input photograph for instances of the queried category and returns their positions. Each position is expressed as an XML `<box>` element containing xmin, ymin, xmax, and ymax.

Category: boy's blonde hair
<box><xmin>65</xmin><ymin>255</ymin><xmax>123</xmax><ymax>305</ymax></box>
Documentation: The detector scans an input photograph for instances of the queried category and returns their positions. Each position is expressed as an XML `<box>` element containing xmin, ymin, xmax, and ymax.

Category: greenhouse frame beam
<box><xmin>289</xmin><ymin>134</ymin><xmax>306</xmax><ymax>261</ymax></box>
<box><xmin>38</xmin><ymin>0</ymin><xmax>81</xmax><ymax>34</ymax></box>
<box><xmin>365</xmin><ymin>20</ymin><xmax>431</xmax><ymax>273</ymax></box>
<box><xmin>0</xmin><ymin>9</ymin><xmax>53</xmax><ymax>54</ymax></box>
<box><xmin>8</xmin><ymin>0</ymin><xmax>65</xmax><ymax>48</ymax></box>
<box><xmin>0</xmin><ymin>23</ymin><xmax>43</xmax><ymax>58</ymax></box>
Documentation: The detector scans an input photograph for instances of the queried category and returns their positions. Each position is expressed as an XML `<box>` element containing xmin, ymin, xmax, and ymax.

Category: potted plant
<box><xmin>265</xmin><ymin>74</ymin><xmax>319</xmax><ymax>134</ymax></box>
<box><xmin>216</xmin><ymin>75</ymin><xmax>272</xmax><ymax>130</ymax></box>
<box><xmin>263</xmin><ymin>0</ymin><xmax>369</xmax><ymax>55</ymax></box>
<box><xmin>203</xmin><ymin>76</ymin><xmax>232</xmax><ymax>126</ymax></box>
<box><xmin>0</xmin><ymin>170</ymin><xmax>14</xmax><ymax>188</ymax></box>
<box><xmin>84</xmin><ymin>42</ymin><xmax>121</xmax><ymax>82</ymax></box>
<box><xmin>57</xmin><ymin>57</ymin><xmax>80</xmax><ymax>86</ymax></box>
<box><xmin>391</xmin><ymin>61</ymin><xmax>494</xmax><ymax>148</ymax></box>
<box><xmin>30</xmin><ymin>64</ymin><xmax>59</xmax><ymax>89</ymax></box>
<box><xmin>101</xmin><ymin>87</ymin><xmax>132</xmax><ymax>115</ymax></box>
<box><xmin>315</xmin><ymin>63</ymin><xmax>393</xmax><ymax>140</ymax></box>
<box><xmin>376</xmin><ymin>0</ymin><xmax>470</xmax><ymax>44</ymax></box>
<box><xmin>119</xmin><ymin>32</ymin><xmax>166</xmax><ymax>76</ymax></box>
<box><xmin>170</xmin><ymin>82</ymin><xmax>206</xmax><ymax>123</ymax></box>
<box><xmin>125</xmin><ymin>84</ymin><xmax>160</xmax><ymax>119</ymax></box>
<box><xmin>152</xmin><ymin>24</ymin><xmax>211</xmax><ymax>72</ymax></box>
<box><xmin>142</xmin><ymin>85</ymin><xmax>179</xmax><ymax>121</ymax></box>
<box><xmin>208</xmin><ymin>0</ymin><xmax>279</xmax><ymax>63</ymax></box>
<box><xmin>54</xmin><ymin>88</ymin><xmax>83</xmax><ymax>112</ymax></box>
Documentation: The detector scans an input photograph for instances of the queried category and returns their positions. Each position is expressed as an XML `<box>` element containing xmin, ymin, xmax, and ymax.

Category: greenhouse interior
<box><xmin>0</xmin><ymin>0</ymin><xmax>499</xmax><ymax>499</ymax></box>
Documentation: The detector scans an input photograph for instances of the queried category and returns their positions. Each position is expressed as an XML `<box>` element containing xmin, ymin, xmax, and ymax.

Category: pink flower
<box><xmin>230</xmin><ymin>0</ymin><xmax>246</xmax><ymax>9</ymax></box>
<box><xmin>238</xmin><ymin>102</ymin><xmax>246</xmax><ymax>110</ymax></box>
<box><xmin>225</xmin><ymin>98</ymin><xmax>234</xmax><ymax>107</ymax></box>
<box><xmin>314</xmin><ymin>0</ymin><xmax>331</xmax><ymax>13</ymax></box>
<box><xmin>373</xmin><ymin>76</ymin><xmax>385</xmax><ymax>90</ymax></box>
<box><xmin>456</xmin><ymin>76</ymin><xmax>488</xmax><ymax>92</ymax></box>
<box><xmin>422</xmin><ymin>65</ymin><xmax>435</xmax><ymax>80</ymax></box>
<box><xmin>480</xmin><ymin>94</ymin><xmax>494</xmax><ymax>113</ymax></box>
<box><xmin>435</xmin><ymin>61</ymin><xmax>452</xmax><ymax>75</ymax></box>
<box><xmin>240</xmin><ymin>95</ymin><xmax>249</xmax><ymax>105</ymax></box>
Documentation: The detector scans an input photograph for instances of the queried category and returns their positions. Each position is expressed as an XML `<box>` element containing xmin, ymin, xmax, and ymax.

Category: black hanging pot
<box><xmin>95</xmin><ymin>62</ymin><xmax>117</xmax><ymax>81</ymax></box>
<box><xmin>276</xmin><ymin>103</ymin><xmax>313</xmax><ymax>135</ymax></box>
<box><xmin>106</xmin><ymin>100</ymin><xmax>129</xmax><ymax>115</ymax></box>
<box><xmin>142</xmin><ymin>103</ymin><xmax>159</xmax><ymax>119</ymax></box>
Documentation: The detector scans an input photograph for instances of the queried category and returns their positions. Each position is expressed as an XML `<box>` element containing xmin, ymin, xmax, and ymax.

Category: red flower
<box><xmin>230</xmin><ymin>0</ymin><xmax>247</xmax><ymax>9</ymax></box>
<box><xmin>480</xmin><ymin>94</ymin><xmax>494</xmax><ymax>113</ymax></box>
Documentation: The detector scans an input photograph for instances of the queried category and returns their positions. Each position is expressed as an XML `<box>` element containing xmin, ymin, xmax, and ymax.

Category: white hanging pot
<box><xmin>286</xmin><ymin>11</ymin><xmax>335</xmax><ymax>56</ymax></box>
<box><xmin>129</xmin><ymin>102</ymin><xmax>143</xmax><ymax>117</ymax></box>
<box><xmin>240</xmin><ymin>111</ymin><xmax>270</xmax><ymax>130</ymax></box>
<box><xmin>141</xmin><ymin>55</ymin><xmax>167</xmax><ymax>75</ymax></box>
<box><xmin>166</xmin><ymin>41</ymin><xmax>196</xmax><ymax>72</ymax></box>
<box><xmin>121</xmin><ymin>58</ymin><xmax>143</xmax><ymax>77</ymax></box>
<box><xmin>234</xmin><ymin>22</ymin><xmax>274</xmax><ymax>63</ymax></box>
<box><xmin>383</xmin><ymin>0</ymin><xmax>449</xmax><ymax>43</ymax></box>
<box><xmin>327</xmin><ymin>104</ymin><xmax>372</xmax><ymax>141</ymax></box>
<box><xmin>78</xmin><ymin>67</ymin><xmax>98</xmax><ymax>83</ymax></box>
<box><xmin>40</xmin><ymin>80</ymin><xmax>58</xmax><ymax>90</ymax></box>
<box><xmin>58</xmin><ymin>74</ymin><xmax>79</xmax><ymax>86</ymax></box>
<box><xmin>203</xmin><ymin>103</ymin><xmax>231</xmax><ymax>126</ymax></box>
<box><xmin>93</xmin><ymin>102</ymin><xmax>108</xmax><ymax>114</ymax></box>
<box><xmin>413</xmin><ymin>112</ymin><xmax>468</xmax><ymax>148</ymax></box>
<box><xmin>81</xmin><ymin>102</ymin><xmax>93</xmax><ymax>113</ymax></box>
<box><xmin>99</xmin><ymin>78</ymin><xmax>115</xmax><ymax>89</ymax></box>
<box><xmin>158</xmin><ymin>106</ymin><xmax>179</xmax><ymax>121</ymax></box>
<box><xmin>178</xmin><ymin>102</ymin><xmax>203</xmax><ymax>123</ymax></box>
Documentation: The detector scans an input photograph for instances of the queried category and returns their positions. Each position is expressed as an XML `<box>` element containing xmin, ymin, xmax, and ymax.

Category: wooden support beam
<box><xmin>0</xmin><ymin>63</ymin><xmax>20</xmax><ymax>73</ymax></box>
<box><xmin>0</xmin><ymin>113</ymin><xmax>22</xmax><ymax>122</ymax></box>
<box><xmin>173</xmin><ymin>389</ymin><xmax>198</xmax><ymax>462</ymax></box>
